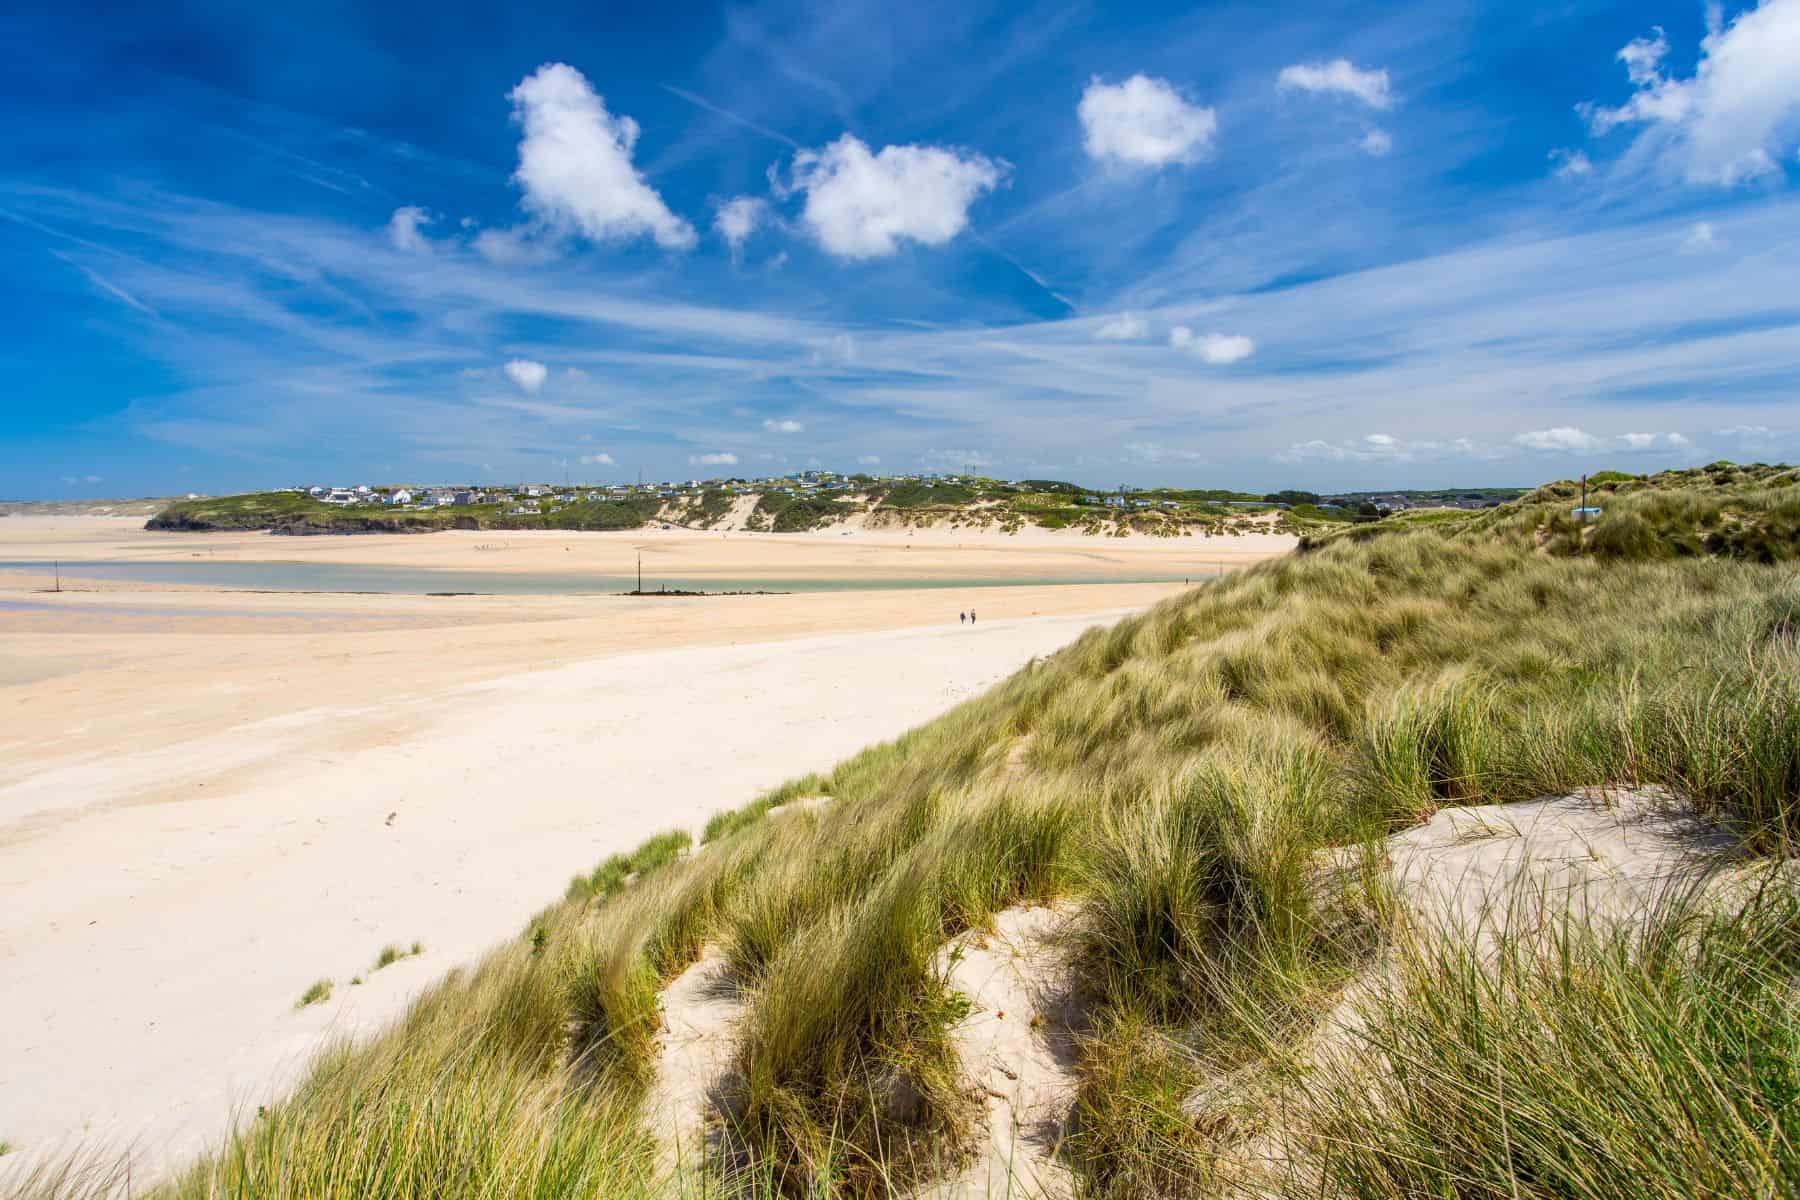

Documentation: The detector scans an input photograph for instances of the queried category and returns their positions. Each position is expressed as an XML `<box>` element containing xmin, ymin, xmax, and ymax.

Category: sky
<box><xmin>3</xmin><ymin>0</ymin><xmax>1799</xmax><ymax>497</ymax></box>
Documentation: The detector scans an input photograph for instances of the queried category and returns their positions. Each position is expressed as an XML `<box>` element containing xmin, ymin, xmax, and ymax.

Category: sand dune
<box><xmin>0</xmin><ymin>517</ymin><xmax>1295</xmax><ymax>1183</ymax></box>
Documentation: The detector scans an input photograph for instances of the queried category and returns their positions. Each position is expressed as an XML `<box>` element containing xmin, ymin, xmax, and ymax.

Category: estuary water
<box><xmin>0</xmin><ymin>558</ymin><xmax>1213</xmax><ymax>595</ymax></box>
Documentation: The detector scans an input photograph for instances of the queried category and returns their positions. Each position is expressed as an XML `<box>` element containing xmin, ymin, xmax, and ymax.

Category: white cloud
<box><xmin>1581</xmin><ymin>3</ymin><xmax>1800</xmax><ymax>185</ymax></box>
<box><xmin>1277</xmin><ymin>59</ymin><xmax>1394</xmax><ymax>109</ymax></box>
<box><xmin>1619</xmin><ymin>25</ymin><xmax>1673</xmax><ymax>87</ymax></box>
<box><xmin>387</xmin><ymin>206</ymin><xmax>433</xmax><ymax>253</ymax></box>
<box><xmin>1078</xmin><ymin>74</ymin><xmax>1218</xmax><ymax>167</ymax></box>
<box><xmin>714</xmin><ymin>196</ymin><xmax>766</xmax><ymax>256</ymax></box>
<box><xmin>1360</xmin><ymin>127</ymin><xmax>1394</xmax><ymax>156</ymax></box>
<box><xmin>857</xmin><ymin>454</ymin><xmax>881</xmax><ymax>465</ymax></box>
<box><xmin>61</xmin><ymin>474</ymin><xmax>103</xmax><ymax>484</ymax></box>
<box><xmin>811</xmin><ymin>332</ymin><xmax>859</xmax><ymax>365</ymax></box>
<box><xmin>762</xmin><ymin>418</ymin><xmax>804</xmax><ymax>433</ymax></box>
<box><xmin>470</xmin><ymin>226</ymin><xmax>559</xmax><ymax>265</ymax></box>
<box><xmin>1716</xmin><ymin>423</ymin><xmax>1773</xmax><ymax>439</ymax></box>
<box><xmin>1095</xmin><ymin>312</ymin><xmax>1151</xmax><ymax>341</ymax></box>
<box><xmin>1680</xmin><ymin>220</ymin><xmax>1721</xmax><ymax>251</ymax></box>
<box><xmin>1549</xmin><ymin>148</ymin><xmax>1595</xmax><ymax>178</ymax></box>
<box><xmin>1514</xmin><ymin>427</ymin><xmax>1693</xmax><ymax>454</ymax></box>
<box><xmin>1515</xmin><ymin>426</ymin><xmax>1605</xmax><ymax>452</ymax></box>
<box><xmin>1279</xmin><ymin>434</ymin><xmax>1489</xmax><ymax>464</ymax></box>
<box><xmin>579</xmin><ymin>452</ymin><xmax>615</xmax><ymax>465</ymax></box>
<box><xmin>689</xmin><ymin>452</ymin><xmax>738</xmax><ymax>466</ymax></box>
<box><xmin>1169</xmin><ymin>326</ymin><xmax>1256</xmax><ymax>364</ymax></box>
<box><xmin>503</xmin><ymin>358</ymin><xmax>549</xmax><ymax>393</ymax></box>
<box><xmin>500</xmin><ymin>62</ymin><xmax>695</xmax><ymax>251</ymax></box>
<box><xmin>781</xmin><ymin>134</ymin><xmax>1004</xmax><ymax>259</ymax></box>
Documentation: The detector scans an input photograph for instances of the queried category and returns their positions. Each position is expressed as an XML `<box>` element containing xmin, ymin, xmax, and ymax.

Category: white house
<box><xmin>389</xmin><ymin>488</ymin><xmax>414</xmax><ymax>506</ymax></box>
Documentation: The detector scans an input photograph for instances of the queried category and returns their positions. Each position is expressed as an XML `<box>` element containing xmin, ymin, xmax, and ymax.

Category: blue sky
<box><xmin>3</xmin><ymin>0</ymin><xmax>1798</xmax><ymax>496</ymax></box>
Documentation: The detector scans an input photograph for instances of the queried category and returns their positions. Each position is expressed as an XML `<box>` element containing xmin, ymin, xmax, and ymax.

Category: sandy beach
<box><xmin>0</xmin><ymin>515</ymin><xmax>1294</xmax><ymax>1180</ymax></box>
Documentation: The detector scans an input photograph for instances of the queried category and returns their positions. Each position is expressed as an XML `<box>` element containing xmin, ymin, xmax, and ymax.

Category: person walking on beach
<box><xmin>970</xmin><ymin>609</ymin><xmax>977</xmax><ymax>624</ymax></box>
<box><xmin>959</xmin><ymin>611</ymin><xmax>966</xmax><ymax>624</ymax></box>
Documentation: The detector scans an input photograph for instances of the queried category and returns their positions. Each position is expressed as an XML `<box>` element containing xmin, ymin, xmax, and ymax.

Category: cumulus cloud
<box><xmin>1169</xmin><ymin>326</ymin><xmax>1256</xmax><ymax>364</ymax></box>
<box><xmin>503</xmin><ymin>359</ymin><xmax>549</xmax><ymax>393</ymax></box>
<box><xmin>1515</xmin><ymin>427</ymin><xmax>1693</xmax><ymax>454</ymax></box>
<box><xmin>1078</xmin><ymin>74</ymin><xmax>1218</xmax><ymax>167</ymax></box>
<box><xmin>387</xmin><ymin>206</ymin><xmax>433</xmax><ymax>253</ymax></box>
<box><xmin>1716</xmin><ymin>423</ymin><xmax>1773</xmax><ymax>439</ymax></box>
<box><xmin>1680</xmin><ymin>220</ymin><xmax>1721</xmax><ymax>252</ymax></box>
<box><xmin>1360</xmin><ymin>127</ymin><xmax>1394</xmax><ymax>156</ymax></box>
<box><xmin>781</xmin><ymin>134</ymin><xmax>1004</xmax><ymax>259</ymax></box>
<box><xmin>857</xmin><ymin>455</ymin><xmax>882</xmax><ymax>465</ymax></box>
<box><xmin>689</xmin><ymin>452</ymin><xmax>739</xmax><ymax>466</ymax></box>
<box><xmin>1581</xmin><ymin>4</ymin><xmax>1800</xmax><ymax>185</ymax></box>
<box><xmin>762</xmin><ymin>418</ymin><xmax>804</xmax><ymax>433</ymax></box>
<box><xmin>1095</xmin><ymin>312</ymin><xmax>1151</xmax><ymax>341</ymax></box>
<box><xmin>1549</xmin><ymin>148</ymin><xmax>1595</xmax><ymax>178</ymax></box>
<box><xmin>579</xmin><ymin>452</ymin><xmax>616</xmax><ymax>465</ymax></box>
<box><xmin>714</xmin><ymin>196</ymin><xmax>766</xmax><ymax>256</ymax></box>
<box><xmin>1515</xmin><ymin>426</ymin><xmax>1605</xmax><ymax>453</ymax></box>
<box><xmin>498</xmin><ymin>62</ymin><xmax>695</xmax><ymax>251</ymax></box>
<box><xmin>1277</xmin><ymin>59</ymin><xmax>1394</xmax><ymax>109</ymax></box>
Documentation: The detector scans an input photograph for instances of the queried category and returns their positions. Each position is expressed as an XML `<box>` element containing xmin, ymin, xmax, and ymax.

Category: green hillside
<box><xmin>55</xmin><ymin>463</ymin><xmax>1800</xmax><ymax>1199</ymax></box>
<box><xmin>143</xmin><ymin>476</ymin><xmax>1406</xmax><ymax>538</ymax></box>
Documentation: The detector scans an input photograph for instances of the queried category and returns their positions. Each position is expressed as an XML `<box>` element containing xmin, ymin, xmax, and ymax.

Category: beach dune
<box><xmin>0</xmin><ymin>516</ymin><xmax>1296</xmax><ymax>1181</ymax></box>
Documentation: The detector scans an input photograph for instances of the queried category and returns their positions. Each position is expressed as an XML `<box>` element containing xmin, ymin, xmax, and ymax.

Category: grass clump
<box><xmin>1285</xmin><ymin>885</ymin><xmax>1800</xmax><ymax>1199</ymax></box>
<box><xmin>372</xmin><ymin>942</ymin><xmax>425</xmax><ymax>971</ymax></box>
<box><xmin>295</xmin><ymin>979</ymin><xmax>332</xmax><ymax>1009</ymax></box>
<box><xmin>565</xmin><ymin>828</ymin><xmax>693</xmax><ymax>904</ymax></box>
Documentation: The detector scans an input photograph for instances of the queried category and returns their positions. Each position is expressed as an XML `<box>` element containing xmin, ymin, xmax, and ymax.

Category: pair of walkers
<box><xmin>958</xmin><ymin>609</ymin><xmax>978</xmax><ymax>624</ymax></box>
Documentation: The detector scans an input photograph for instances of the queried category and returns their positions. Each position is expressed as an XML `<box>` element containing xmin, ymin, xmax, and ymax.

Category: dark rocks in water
<box><xmin>267</xmin><ymin>518</ymin><xmax>440</xmax><ymax>536</ymax></box>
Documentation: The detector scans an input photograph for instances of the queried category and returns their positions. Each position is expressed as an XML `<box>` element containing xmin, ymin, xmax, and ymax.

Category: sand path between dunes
<box><xmin>0</xmin><ymin>604</ymin><xmax>1153</xmax><ymax>1184</ymax></box>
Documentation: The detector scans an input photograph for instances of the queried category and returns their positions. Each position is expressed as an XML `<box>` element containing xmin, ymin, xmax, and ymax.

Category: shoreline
<box><xmin>0</xmin><ymin>515</ymin><xmax>1298</xmax><ymax>1183</ymax></box>
<box><xmin>0</xmin><ymin>606</ymin><xmax>1154</xmax><ymax>1183</ymax></box>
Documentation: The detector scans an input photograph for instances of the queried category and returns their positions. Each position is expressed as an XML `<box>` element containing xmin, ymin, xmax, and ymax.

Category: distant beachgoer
<box><xmin>960</xmin><ymin>611</ymin><xmax>966</xmax><ymax>623</ymax></box>
<box><xmin>970</xmin><ymin>609</ymin><xmax>977</xmax><ymax>624</ymax></box>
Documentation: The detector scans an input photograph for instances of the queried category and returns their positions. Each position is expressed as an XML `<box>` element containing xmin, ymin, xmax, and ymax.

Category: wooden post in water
<box><xmin>55</xmin><ymin>559</ymin><xmax>61</xmax><ymax>592</ymax></box>
<box><xmin>636</xmin><ymin>551</ymin><xmax>642</xmax><ymax>594</ymax></box>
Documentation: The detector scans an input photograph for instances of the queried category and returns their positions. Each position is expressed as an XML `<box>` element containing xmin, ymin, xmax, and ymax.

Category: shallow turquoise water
<box><xmin>0</xmin><ymin>559</ymin><xmax>1216</xmax><ymax>596</ymax></box>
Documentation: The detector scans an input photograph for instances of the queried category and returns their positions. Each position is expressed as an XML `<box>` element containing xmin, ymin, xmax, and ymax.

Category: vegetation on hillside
<box><xmin>35</xmin><ymin>463</ymin><xmax>1800</xmax><ymax>1199</ymax></box>
<box><xmin>147</xmin><ymin>473</ymin><xmax>1514</xmax><ymax>539</ymax></box>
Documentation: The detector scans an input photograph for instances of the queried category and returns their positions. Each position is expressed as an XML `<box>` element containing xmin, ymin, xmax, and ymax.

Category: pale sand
<box><xmin>0</xmin><ymin>517</ymin><xmax>1295</xmax><ymax>1182</ymax></box>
